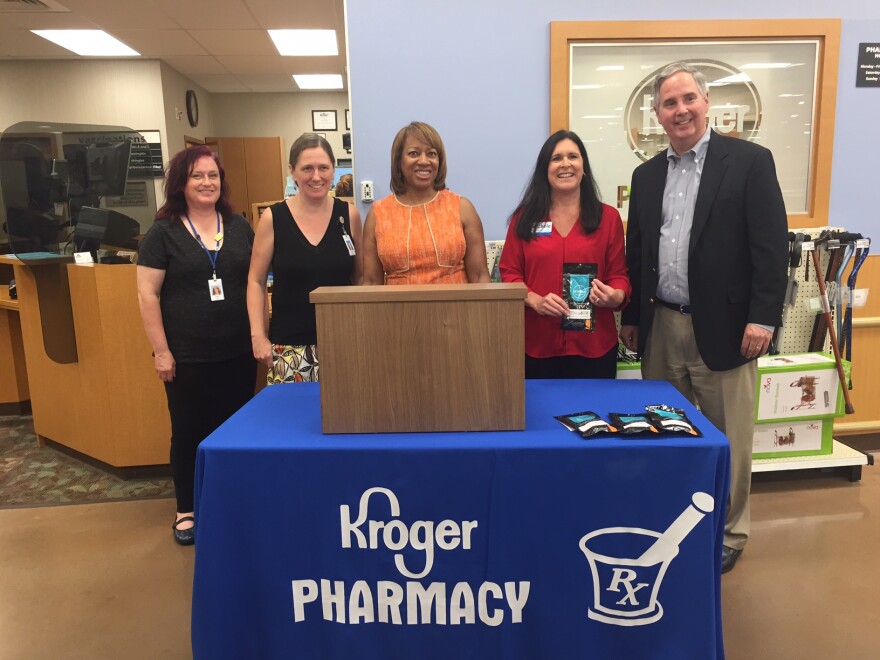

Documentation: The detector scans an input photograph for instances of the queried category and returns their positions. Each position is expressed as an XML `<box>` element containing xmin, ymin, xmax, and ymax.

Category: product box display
<box><xmin>615</xmin><ymin>361</ymin><xmax>642</xmax><ymax>380</ymax></box>
<box><xmin>755</xmin><ymin>353</ymin><xmax>849</xmax><ymax>422</ymax></box>
<box><xmin>753</xmin><ymin>418</ymin><xmax>833</xmax><ymax>459</ymax></box>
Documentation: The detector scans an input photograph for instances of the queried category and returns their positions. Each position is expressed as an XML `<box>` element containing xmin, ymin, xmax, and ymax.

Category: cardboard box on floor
<box><xmin>753</xmin><ymin>353</ymin><xmax>850</xmax><ymax>458</ymax></box>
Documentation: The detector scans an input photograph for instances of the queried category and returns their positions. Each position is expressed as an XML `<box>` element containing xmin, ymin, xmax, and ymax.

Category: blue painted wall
<box><xmin>347</xmin><ymin>2</ymin><xmax>880</xmax><ymax>239</ymax></box>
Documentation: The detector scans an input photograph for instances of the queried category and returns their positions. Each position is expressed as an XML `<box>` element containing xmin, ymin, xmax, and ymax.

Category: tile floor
<box><xmin>1</xmin><ymin>461</ymin><xmax>877</xmax><ymax>659</ymax></box>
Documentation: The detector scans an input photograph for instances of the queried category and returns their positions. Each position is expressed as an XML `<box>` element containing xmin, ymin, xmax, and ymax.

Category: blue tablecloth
<box><xmin>193</xmin><ymin>379</ymin><xmax>729</xmax><ymax>660</ymax></box>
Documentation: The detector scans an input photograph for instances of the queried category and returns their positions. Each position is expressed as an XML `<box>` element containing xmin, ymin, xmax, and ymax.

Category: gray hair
<box><xmin>651</xmin><ymin>62</ymin><xmax>709</xmax><ymax>111</ymax></box>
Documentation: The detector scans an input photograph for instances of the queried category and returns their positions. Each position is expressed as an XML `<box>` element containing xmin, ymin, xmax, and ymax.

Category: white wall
<box><xmin>346</xmin><ymin>3</ymin><xmax>880</xmax><ymax>240</ymax></box>
<box><xmin>159</xmin><ymin>62</ymin><xmax>216</xmax><ymax>155</ymax></box>
<box><xmin>0</xmin><ymin>60</ymin><xmax>165</xmax><ymax>133</ymax></box>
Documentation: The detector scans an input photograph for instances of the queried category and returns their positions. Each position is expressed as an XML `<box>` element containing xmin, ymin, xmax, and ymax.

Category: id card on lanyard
<box><xmin>338</xmin><ymin>215</ymin><xmax>356</xmax><ymax>256</ymax></box>
<box><xmin>185</xmin><ymin>212</ymin><xmax>225</xmax><ymax>301</ymax></box>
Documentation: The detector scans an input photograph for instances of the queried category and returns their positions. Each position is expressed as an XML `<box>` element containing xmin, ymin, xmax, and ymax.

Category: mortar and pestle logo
<box><xmin>579</xmin><ymin>492</ymin><xmax>715</xmax><ymax>626</ymax></box>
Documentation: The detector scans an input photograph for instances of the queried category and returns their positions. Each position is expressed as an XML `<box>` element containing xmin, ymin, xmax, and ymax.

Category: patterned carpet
<box><xmin>0</xmin><ymin>415</ymin><xmax>174</xmax><ymax>508</ymax></box>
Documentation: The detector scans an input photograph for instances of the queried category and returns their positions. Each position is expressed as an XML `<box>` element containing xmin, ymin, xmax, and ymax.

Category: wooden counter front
<box><xmin>3</xmin><ymin>256</ymin><xmax>170</xmax><ymax>466</ymax></box>
<box><xmin>0</xmin><ymin>260</ymin><xmax>29</xmax><ymax>413</ymax></box>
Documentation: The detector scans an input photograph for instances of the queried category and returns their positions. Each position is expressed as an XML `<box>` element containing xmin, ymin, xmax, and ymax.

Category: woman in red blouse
<box><xmin>499</xmin><ymin>130</ymin><xmax>631</xmax><ymax>379</ymax></box>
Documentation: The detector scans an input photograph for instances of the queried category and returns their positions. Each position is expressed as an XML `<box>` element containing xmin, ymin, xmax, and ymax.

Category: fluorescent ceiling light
<box><xmin>740</xmin><ymin>62</ymin><xmax>799</xmax><ymax>69</ymax></box>
<box><xmin>293</xmin><ymin>74</ymin><xmax>343</xmax><ymax>90</ymax></box>
<box><xmin>581</xmin><ymin>115</ymin><xmax>620</xmax><ymax>119</ymax></box>
<box><xmin>571</xmin><ymin>84</ymin><xmax>603</xmax><ymax>90</ymax></box>
<box><xmin>32</xmin><ymin>30</ymin><xmax>139</xmax><ymax>57</ymax></box>
<box><xmin>596</xmin><ymin>65</ymin><xmax>624</xmax><ymax>71</ymax></box>
<box><xmin>708</xmin><ymin>73</ymin><xmax>752</xmax><ymax>86</ymax></box>
<box><xmin>269</xmin><ymin>30</ymin><xmax>338</xmax><ymax>56</ymax></box>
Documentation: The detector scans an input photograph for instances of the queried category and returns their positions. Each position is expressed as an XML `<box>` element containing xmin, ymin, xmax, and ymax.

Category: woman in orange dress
<box><xmin>362</xmin><ymin>122</ymin><xmax>489</xmax><ymax>285</ymax></box>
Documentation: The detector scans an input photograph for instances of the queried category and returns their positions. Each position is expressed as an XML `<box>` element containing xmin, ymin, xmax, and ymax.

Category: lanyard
<box><xmin>185</xmin><ymin>212</ymin><xmax>222</xmax><ymax>277</ymax></box>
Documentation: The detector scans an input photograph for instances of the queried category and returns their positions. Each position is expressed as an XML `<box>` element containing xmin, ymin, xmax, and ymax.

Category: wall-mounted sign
<box><xmin>565</xmin><ymin>39</ymin><xmax>819</xmax><ymax>216</ymax></box>
<box><xmin>129</xmin><ymin>130</ymin><xmax>164</xmax><ymax>178</ymax></box>
<box><xmin>856</xmin><ymin>43</ymin><xmax>880</xmax><ymax>87</ymax></box>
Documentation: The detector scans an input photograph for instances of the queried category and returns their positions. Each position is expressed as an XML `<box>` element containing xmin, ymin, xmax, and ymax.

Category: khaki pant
<box><xmin>642</xmin><ymin>304</ymin><xmax>755</xmax><ymax>550</ymax></box>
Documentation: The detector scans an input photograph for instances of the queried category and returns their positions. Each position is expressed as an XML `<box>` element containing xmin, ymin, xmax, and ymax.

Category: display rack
<box><xmin>753</xmin><ymin>440</ymin><xmax>873</xmax><ymax>482</ymax></box>
<box><xmin>756</xmin><ymin>227</ymin><xmax>871</xmax><ymax>480</ymax></box>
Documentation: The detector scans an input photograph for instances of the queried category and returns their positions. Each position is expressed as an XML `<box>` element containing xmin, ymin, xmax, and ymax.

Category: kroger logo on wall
<box><xmin>624</xmin><ymin>59</ymin><xmax>763</xmax><ymax>162</ymax></box>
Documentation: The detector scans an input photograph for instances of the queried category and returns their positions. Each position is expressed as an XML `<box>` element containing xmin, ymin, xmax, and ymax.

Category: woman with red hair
<box><xmin>137</xmin><ymin>146</ymin><xmax>256</xmax><ymax>545</ymax></box>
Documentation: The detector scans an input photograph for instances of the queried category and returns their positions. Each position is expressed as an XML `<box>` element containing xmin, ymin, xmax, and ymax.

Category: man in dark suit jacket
<box><xmin>620</xmin><ymin>62</ymin><xmax>788</xmax><ymax>574</ymax></box>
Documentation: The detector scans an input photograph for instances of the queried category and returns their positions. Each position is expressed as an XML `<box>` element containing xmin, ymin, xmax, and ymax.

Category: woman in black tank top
<box><xmin>247</xmin><ymin>134</ymin><xmax>363</xmax><ymax>383</ymax></box>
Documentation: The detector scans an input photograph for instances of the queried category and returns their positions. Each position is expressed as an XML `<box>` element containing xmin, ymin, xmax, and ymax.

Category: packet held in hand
<box><xmin>645</xmin><ymin>404</ymin><xmax>701</xmax><ymax>436</ymax></box>
<box><xmin>562</xmin><ymin>263</ymin><xmax>597</xmax><ymax>331</ymax></box>
<box><xmin>555</xmin><ymin>411</ymin><xmax>617</xmax><ymax>437</ymax></box>
<box><xmin>609</xmin><ymin>413</ymin><xmax>659</xmax><ymax>435</ymax></box>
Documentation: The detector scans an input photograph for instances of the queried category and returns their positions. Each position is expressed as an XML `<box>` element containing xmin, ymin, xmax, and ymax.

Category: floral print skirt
<box><xmin>268</xmin><ymin>344</ymin><xmax>319</xmax><ymax>384</ymax></box>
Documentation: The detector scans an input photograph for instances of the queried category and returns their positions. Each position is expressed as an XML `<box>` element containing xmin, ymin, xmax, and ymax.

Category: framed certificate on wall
<box><xmin>312</xmin><ymin>110</ymin><xmax>338</xmax><ymax>132</ymax></box>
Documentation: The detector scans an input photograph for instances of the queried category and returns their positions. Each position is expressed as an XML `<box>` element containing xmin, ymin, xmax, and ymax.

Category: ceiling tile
<box><xmin>237</xmin><ymin>74</ymin><xmax>298</xmax><ymax>92</ymax></box>
<box><xmin>188</xmin><ymin>30</ymin><xmax>276</xmax><ymax>57</ymax></box>
<box><xmin>112</xmin><ymin>30</ymin><xmax>209</xmax><ymax>57</ymax></box>
<box><xmin>58</xmin><ymin>0</ymin><xmax>181</xmax><ymax>29</ymax></box>
<box><xmin>163</xmin><ymin>56</ymin><xmax>229</xmax><ymax>76</ymax></box>
<box><xmin>0</xmin><ymin>0</ymin><xmax>348</xmax><ymax>93</ymax></box>
<box><xmin>0</xmin><ymin>13</ymin><xmax>98</xmax><ymax>30</ymax></box>
<box><xmin>244</xmin><ymin>0</ymin><xmax>340</xmax><ymax>29</ymax></box>
<box><xmin>0</xmin><ymin>30</ymin><xmax>80</xmax><ymax>58</ymax></box>
<box><xmin>214</xmin><ymin>54</ymin><xmax>295</xmax><ymax>76</ymax></box>
<box><xmin>149</xmin><ymin>0</ymin><xmax>261</xmax><ymax>30</ymax></box>
<box><xmin>187</xmin><ymin>74</ymin><xmax>251</xmax><ymax>93</ymax></box>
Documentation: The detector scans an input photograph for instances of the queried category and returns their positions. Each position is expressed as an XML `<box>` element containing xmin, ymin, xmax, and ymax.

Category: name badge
<box><xmin>535</xmin><ymin>222</ymin><xmax>552</xmax><ymax>236</ymax></box>
<box><xmin>209</xmin><ymin>278</ymin><xmax>225</xmax><ymax>301</ymax></box>
<box><xmin>342</xmin><ymin>234</ymin><xmax>356</xmax><ymax>256</ymax></box>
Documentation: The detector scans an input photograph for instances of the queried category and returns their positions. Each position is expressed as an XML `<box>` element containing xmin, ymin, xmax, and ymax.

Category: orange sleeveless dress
<box><xmin>373</xmin><ymin>189</ymin><xmax>468</xmax><ymax>285</ymax></box>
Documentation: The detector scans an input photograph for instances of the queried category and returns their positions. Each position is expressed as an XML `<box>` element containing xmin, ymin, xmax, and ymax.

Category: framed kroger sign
<box><xmin>550</xmin><ymin>20</ymin><xmax>841</xmax><ymax>228</ymax></box>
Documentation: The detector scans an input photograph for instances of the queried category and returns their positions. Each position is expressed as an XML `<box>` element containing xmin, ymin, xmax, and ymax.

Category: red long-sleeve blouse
<box><xmin>499</xmin><ymin>204</ymin><xmax>631</xmax><ymax>359</ymax></box>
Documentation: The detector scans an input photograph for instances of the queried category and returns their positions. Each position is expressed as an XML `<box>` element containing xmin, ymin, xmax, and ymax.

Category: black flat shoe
<box><xmin>721</xmin><ymin>545</ymin><xmax>742</xmax><ymax>573</ymax></box>
<box><xmin>172</xmin><ymin>516</ymin><xmax>195</xmax><ymax>546</ymax></box>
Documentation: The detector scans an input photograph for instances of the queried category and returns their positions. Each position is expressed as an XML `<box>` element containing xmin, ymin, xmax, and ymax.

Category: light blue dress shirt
<box><xmin>656</xmin><ymin>128</ymin><xmax>711</xmax><ymax>306</ymax></box>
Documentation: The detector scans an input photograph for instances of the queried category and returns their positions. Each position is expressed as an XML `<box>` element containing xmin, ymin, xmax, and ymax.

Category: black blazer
<box><xmin>621</xmin><ymin>130</ymin><xmax>789</xmax><ymax>371</ymax></box>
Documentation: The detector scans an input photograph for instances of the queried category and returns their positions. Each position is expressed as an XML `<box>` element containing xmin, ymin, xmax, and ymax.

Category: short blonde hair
<box><xmin>389</xmin><ymin>122</ymin><xmax>447</xmax><ymax>195</ymax></box>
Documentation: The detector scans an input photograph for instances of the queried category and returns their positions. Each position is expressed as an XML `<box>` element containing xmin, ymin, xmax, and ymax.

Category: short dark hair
<box><xmin>509</xmin><ymin>130</ymin><xmax>602</xmax><ymax>240</ymax></box>
<box><xmin>651</xmin><ymin>62</ymin><xmax>709</xmax><ymax>111</ymax></box>
<box><xmin>156</xmin><ymin>145</ymin><xmax>235</xmax><ymax>221</ymax></box>
<box><xmin>389</xmin><ymin>122</ymin><xmax>448</xmax><ymax>195</ymax></box>
<box><xmin>289</xmin><ymin>133</ymin><xmax>335</xmax><ymax>170</ymax></box>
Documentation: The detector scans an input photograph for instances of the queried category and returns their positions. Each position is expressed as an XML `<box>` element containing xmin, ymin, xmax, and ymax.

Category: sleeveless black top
<box><xmin>269</xmin><ymin>198</ymin><xmax>354</xmax><ymax>346</ymax></box>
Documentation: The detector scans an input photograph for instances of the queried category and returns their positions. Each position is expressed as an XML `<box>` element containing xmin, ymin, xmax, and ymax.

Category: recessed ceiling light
<box><xmin>293</xmin><ymin>74</ymin><xmax>343</xmax><ymax>90</ymax></box>
<box><xmin>269</xmin><ymin>30</ymin><xmax>338</xmax><ymax>56</ymax></box>
<box><xmin>32</xmin><ymin>30</ymin><xmax>139</xmax><ymax>57</ymax></box>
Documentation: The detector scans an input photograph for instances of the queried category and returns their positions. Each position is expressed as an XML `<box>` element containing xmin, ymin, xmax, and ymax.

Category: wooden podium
<box><xmin>310</xmin><ymin>283</ymin><xmax>527</xmax><ymax>433</ymax></box>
